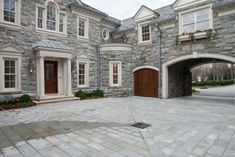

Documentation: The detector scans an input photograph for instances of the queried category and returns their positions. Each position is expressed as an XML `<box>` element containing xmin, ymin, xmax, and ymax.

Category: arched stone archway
<box><xmin>162</xmin><ymin>54</ymin><xmax>235</xmax><ymax>98</ymax></box>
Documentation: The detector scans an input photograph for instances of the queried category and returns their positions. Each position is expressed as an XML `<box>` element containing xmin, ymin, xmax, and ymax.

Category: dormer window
<box><xmin>179</xmin><ymin>6</ymin><xmax>213</xmax><ymax>34</ymax></box>
<box><xmin>36</xmin><ymin>1</ymin><xmax>67</xmax><ymax>35</ymax></box>
<box><xmin>138</xmin><ymin>23</ymin><xmax>151</xmax><ymax>44</ymax></box>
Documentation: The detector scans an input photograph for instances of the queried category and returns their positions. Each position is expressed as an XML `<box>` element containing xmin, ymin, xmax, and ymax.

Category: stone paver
<box><xmin>0</xmin><ymin>96</ymin><xmax>234</xmax><ymax>157</ymax></box>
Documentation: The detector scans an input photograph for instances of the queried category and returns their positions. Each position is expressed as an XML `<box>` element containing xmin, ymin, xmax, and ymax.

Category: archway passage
<box><xmin>134</xmin><ymin>69</ymin><xmax>158</xmax><ymax>97</ymax></box>
<box><xmin>162</xmin><ymin>54</ymin><xmax>235</xmax><ymax>98</ymax></box>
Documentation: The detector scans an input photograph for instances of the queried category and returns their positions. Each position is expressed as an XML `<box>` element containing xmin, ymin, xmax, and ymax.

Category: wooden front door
<box><xmin>44</xmin><ymin>61</ymin><xmax>58</xmax><ymax>94</ymax></box>
<box><xmin>134</xmin><ymin>69</ymin><xmax>158</xmax><ymax>97</ymax></box>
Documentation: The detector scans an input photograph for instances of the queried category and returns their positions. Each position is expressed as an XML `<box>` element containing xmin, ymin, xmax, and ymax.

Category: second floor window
<box><xmin>142</xmin><ymin>25</ymin><xmax>150</xmax><ymax>41</ymax></box>
<box><xmin>181</xmin><ymin>8</ymin><xmax>211</xmax><ymax>34</ymax></box>
<box><xmin>4</xmin><ymin>0</ymin><xmax>16</xmax><ymax>23</ymax></box>
<box><xmin>138</xmin><ymin>24</ymin><xmax>151</xmax><ymax>44</ymax></box>
<box><xmin>36</xmin><ymin>2</ymin><xmax>67</xmax><ymax>34</ymax></box>
<box><xmin>78</xmin><ymin>17</ymin><xmax>89</xmax><ymax>39</ymax></box>
<box><xmin>46</xmin><ymin>3</ymin><xmax>57</xmax><ymax>31</ymax></box>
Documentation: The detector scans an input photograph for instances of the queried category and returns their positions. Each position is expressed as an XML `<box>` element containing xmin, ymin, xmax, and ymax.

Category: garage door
<box><xmin>134</xmin><ymin>69</ymin><xmax>158</xmax><ymax>97</ymax></box>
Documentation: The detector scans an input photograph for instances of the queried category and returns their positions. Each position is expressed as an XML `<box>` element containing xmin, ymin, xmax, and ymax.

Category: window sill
<box><xmin>178</xmin><ymin>30</ymin><xmax>216</xmax><ymax>43</ymax></box>
<box><xmin>77</xmin><ymin>86</ymin><xmax>89</xmax><ymax>88</ymax></box>
<box><xmin>0</xmin><ymin>22</ymin><xmax>21</xmax><ymax>30</ymax></box>
<box><xmin>138</xmin><ymin>41</ymin><xmax>152</xmax><ymax>46</ymax></box>
<box><xmin>77</xmin><ymin>36</ymin><xmax>89</xmax><ymax>41</ymax></box>
<box><xmin>35</xmin><ymin>28</ymin><xmax>67</xmax><ymax>37</ymax></box>
<box><xmin>0</xmin><ymin>90</ymin><xmax>22</xmax><ymax>94</ymax></box>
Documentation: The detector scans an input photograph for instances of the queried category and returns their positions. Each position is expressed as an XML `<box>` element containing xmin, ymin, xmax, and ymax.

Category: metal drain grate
<box><xmin>131</xmin><ymin>122</ymin><xmax>151</xmax><ymax>129</ymax></box>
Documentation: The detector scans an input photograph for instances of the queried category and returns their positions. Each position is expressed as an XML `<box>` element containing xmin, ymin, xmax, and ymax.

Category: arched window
<box><xmin>46</xmin><ymin>3</ymin><xmax>57</xmax><ymax>31</ymax></box>
<box><xmin>36</xmin><ymin>1</ymin><xmax>67</xmax><ymax>34</ymax></box>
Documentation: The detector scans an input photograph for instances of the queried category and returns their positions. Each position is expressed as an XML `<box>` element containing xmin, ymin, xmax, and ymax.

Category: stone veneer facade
<box><xmin>0</xmin><ymin>0</ymin><xmax>235</xmax><ymax>100</ymax></box>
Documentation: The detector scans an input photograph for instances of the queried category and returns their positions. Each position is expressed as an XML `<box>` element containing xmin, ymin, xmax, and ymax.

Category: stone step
<box><xmin>33</xmin><ymin>97</ymin><xmax>80</xmax><ymax>105</ymax></box>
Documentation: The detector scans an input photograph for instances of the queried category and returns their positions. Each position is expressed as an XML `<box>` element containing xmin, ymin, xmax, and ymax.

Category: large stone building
<box><xmin>0</xmin><ymin>0</ymin><xmax>235</xmax><ymax>101</ymax></box>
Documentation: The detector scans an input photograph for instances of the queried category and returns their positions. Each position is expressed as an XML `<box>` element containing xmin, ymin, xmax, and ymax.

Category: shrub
<box><xmin>75</xmin><ymin>90</ymin><xmax>104</xmax><ymax>100</ymax></box>
<box><xmin>93</xmin><ymin>90</ymin><xmax>104</xmax><ymax>97</ymax></box>
<box><xmin>192</xmin><ymin>80</ymin><xmax>234</xmax><ymax>87</ymax></box>
<box><xmin>19</xmin><ymin>95</ymin><xmax>32</xmax><ymax>103</ymax></box>
<box><xmin>75</xmin><ymin>90</ymin><xmax>87</xmax><ymax>100</ymax></box>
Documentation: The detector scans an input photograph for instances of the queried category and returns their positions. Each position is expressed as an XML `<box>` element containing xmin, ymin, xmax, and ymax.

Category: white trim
<box><xmin>173</xmin><ymin>0</ymin><xmax>208</xmax><ymax>10</ymax></box>
<box><xmin>77</xmin><ymin>60</ymin><xmax>89</xmax><ymax>88</ymax></box>
<box><xmin>138</xmin><ymin>22</ymin><xmax>152</xmax><ymax>44</ymax></box>
<box><xmin>109</xmin><ymin>61</ymin><xmax>122</xmax><ymax>87</ymax></box>
<box><xmin>0</xmin><ymin>45</ymin><xmax>22</xmax><ymax>93</ymax></box>
<box><xmin>178</xmin><ymin>4</ymin><xmax>213</xmax><ymax>35</ymax></box>
<box><xmin>102</xmin><ymin>28</ymin><xmax>110</xmax><ymax>41</ymax></box>
<box><xmin>159</xmin><ymin>23</ymin><xmax>176</xmax><ymax>30</ymax></box>
<box><xmin>77</xmin><ymin>16</ymin><xmax>89</xmax><ymax>40</ymax></box>
<box><xmin>100</xmin><ymin>44</ymin><xmax>132</xmax><ymax>52</ymax></box>
<box><xmin>132</xmin><ymin>66</ymin><xmax>159</xmax><ymax>72</ymax></box>
<box><xmin>218</xmin><ymin>8</ymin><xmax>235</xmax><ymax>17</ymax></box>
<box><xmin>162</xmin><ymin>54</ymin><xmax>235</xmax><ymax>99</ymax></box>
<box><xmin>0</xmin><ymin>0</ymin><xmax>21</xmax><ymax>27</ymax></box>
<box><xmin>35</xmin><ymin>2</ymin><xmax>67</xmax><ymax>35</ymax></box>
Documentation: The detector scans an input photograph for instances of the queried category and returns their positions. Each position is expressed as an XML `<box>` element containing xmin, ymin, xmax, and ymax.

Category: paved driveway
<box><xmin>0</xmin><ymin>97</ymin><xmax>234</xmax><ymax>157</ymax></box>
<box><xmin>195</xmin><ymin>85</ymin><xmax>235</xmax><ymax>98</ymax></box>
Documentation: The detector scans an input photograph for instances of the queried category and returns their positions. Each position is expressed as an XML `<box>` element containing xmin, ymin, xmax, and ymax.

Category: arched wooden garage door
<box><xmin>134</xmin><ymin>69</ymin><xmax>158</xmax><ymax>97</ymax></box>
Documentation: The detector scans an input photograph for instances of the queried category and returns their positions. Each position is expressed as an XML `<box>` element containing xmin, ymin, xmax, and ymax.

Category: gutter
<box><xmin>156</xmin><ymin>24</ymin><xmax>162</xmax><ymax>98</ymax></box>
<box><xmin>95</xmin><ymin>45</ymin><xmax>101</xmax><ymax>89</ymax></box>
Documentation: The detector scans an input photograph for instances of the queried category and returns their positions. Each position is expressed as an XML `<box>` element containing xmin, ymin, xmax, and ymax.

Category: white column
<box><xmin>39</xmin><ymin>56</ymin><xmax>45</xmax><ymax>99</ymax></box>
<box><xmin>67</xmin><ymin>59</ymin><xmax>73</xmax><ymax>96</ymax></box>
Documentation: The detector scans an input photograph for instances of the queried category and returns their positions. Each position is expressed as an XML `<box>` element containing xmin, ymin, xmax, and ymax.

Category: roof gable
<box><xmin>173</xmin><ymin>0</ymin><xmax>209</xmax><ymax>10</ymax></box>
<box><xmin>134</xmin><ymin>5</ymin><xmax>158</xmax><ymax>22</ymax></box>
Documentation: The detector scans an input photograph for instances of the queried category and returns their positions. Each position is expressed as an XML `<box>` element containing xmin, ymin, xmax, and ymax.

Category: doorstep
<box><xmin>33</xmin><ymin>96</ymin><xmax>80</xmax><ymax>104</ymax></box>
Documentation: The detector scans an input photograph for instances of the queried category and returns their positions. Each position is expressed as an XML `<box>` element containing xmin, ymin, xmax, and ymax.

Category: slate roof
<box><xmin>112</xmin><ymin>5</ymin><xmax>176</xmax><ymax>33</ymax></box>
<box><xmin>213</xmin><ymin>0</ymin><xmax>235</xmax><ymax>9</ymax></box>
<box><xmin>32</xmin><ymin>40</ymin><xmax>73</xmax><ymax>51</ymax></box>
<box><xmin>67</xmin><ymin>1</ymin><xmax>121</xmax><ymax>25</ymax></box>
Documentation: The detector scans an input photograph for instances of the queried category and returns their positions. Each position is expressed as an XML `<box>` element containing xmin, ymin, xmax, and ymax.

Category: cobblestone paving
<box><xmin>0</xmin><ymin>96</ymin><xmax>234</xmax><ymax>157</ymax></box>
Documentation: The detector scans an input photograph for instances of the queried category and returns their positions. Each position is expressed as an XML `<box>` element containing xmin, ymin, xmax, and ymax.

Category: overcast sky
<box><xmin>82</xmin><ymin>0</ymin><xmax>175</xmax><ymax>20</ymax></box>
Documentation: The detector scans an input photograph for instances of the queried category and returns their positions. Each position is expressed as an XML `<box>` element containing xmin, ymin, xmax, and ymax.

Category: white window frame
<box><xmin>77</xmin><ymin>16</ymin><xmax>89</xmax><ymax>40</ymax></box>
<box><xmin>138</xmin><ymin>22</ymin><xmax>152</xmax><ymax>44</ymax></box>
<box><xmin>179</xmin><ymin>4</ymin><xmax>213</xmax><ymax>35</ymax></box>
<box><xmin>0</xmin><ymin>0</ymin><xmax>21</xmax><ymax>27</ymax></box>
<box><xmin>109</xmin><ymin>61</ymin><xmax>122</xmax><ymax>87</ymax></box>
<box><xmin>35</xmin><ymin>1</ymin><xmax>67</xmax><ymax>35</ymax></box>
<box><xmin>77</xmin><ymin>60</ymin><xmax>89</xmax><ymax>88</ymax></box>
<box><xmin>102</xmin><ymin>28</ymin><xmax>110</xmax><ymax>41</ymax></box>
<box><xmin>0</xmin><ymin>53</ymin><xmax>22</xmax><ymax>93</ymax></box>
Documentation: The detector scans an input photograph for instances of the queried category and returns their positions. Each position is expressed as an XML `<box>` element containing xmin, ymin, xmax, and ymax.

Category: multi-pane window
<box><xmin>37</xmin><ymin>7</ymin><xmax>44</xmax><ymax>28</ymax></box>
<box><xmin>109</xmin><ymin>62</ymin><xmax>121</xmax><ymax>87</ymax></box>
<box><xmin>46</xmin><ymin>3</ymin><xmax>57</xmax><ymax>31</ymax></box>
<box><xmin>112</xmin><ymin>64</ymin><xmax>119</xmax><ymax>85</ymax></box>
<box><xmin>36</xmin><ymin>2</ymin><xmax>66</xmax><ymax>34</ymax></box>
<box><xmin>182</xmin><ymin>8</ymin><xmax>210</xmax><ymax>33</ymax></box>
<box><xmin>77</xmin><ymin>62</ymin><xmax>89</xmax><ymax>87</ymax></box>
<box><xmin>78</xmin><ymin>63</ymin><xmax>85</xmax><ymax>86</ymax></box>
<box><xmin>142</xmin><ymin>25</ymin><xmax>150</xmax><ymax>41</ymax></box>
<box><xmin>59</xmin><ymin>13</ymin><xmax>65</xmax><ymax>33</ymax></box>
<box><xmin>3</xmin><ymin>0</ymin><xmax>16</xmax><ymax>23</ymax></box>
<box><xmin>4</xmin><ymin>60</ymin><xmax>16</xmax><ymax>89</ymax></box>
<box><xmin>78</xmin><ymin>17</ymin><xmax>88</xmax><ymax>39</ymax></box>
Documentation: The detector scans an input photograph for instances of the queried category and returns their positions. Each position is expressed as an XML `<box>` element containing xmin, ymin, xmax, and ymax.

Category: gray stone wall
<box><xmin>100</xmin><ymin>50</ymin><xmax>133</xmax><ymax>97</ymax></box>
<box><xmin>0</xmin><ymin>0</ymin><xmax>115</xmax><ymax>98</ymax></box>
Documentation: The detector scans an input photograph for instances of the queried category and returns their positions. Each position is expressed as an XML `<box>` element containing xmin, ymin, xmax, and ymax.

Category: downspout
<box><xmin>95</xmin><ymin>45</ymin><xmax>101</xmax><ymax>89</ymax></box>
<box><xmin>156</xmin><ymin>24</ymin><xmax>162</xmax><ymax>98</ymax></box>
